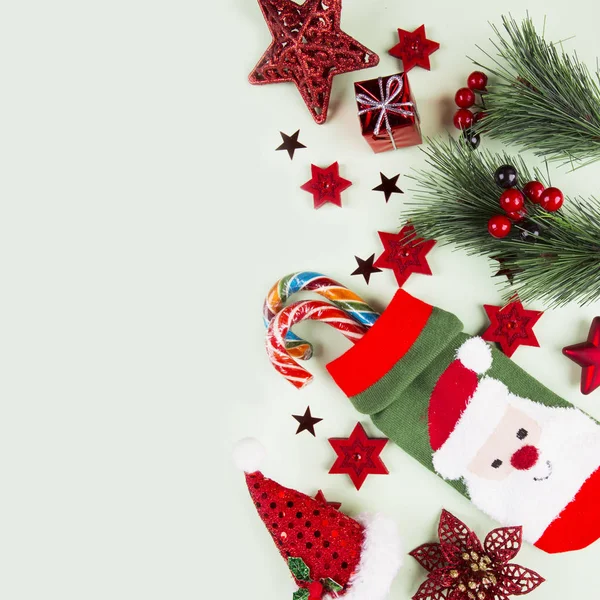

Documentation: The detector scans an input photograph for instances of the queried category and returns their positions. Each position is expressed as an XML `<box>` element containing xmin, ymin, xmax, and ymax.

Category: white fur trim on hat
<box><xmin>456</xmin><ymin>337</ymin><xmax>492</xmax><ymax>375</ymax></box>
<box><xmin>432</xmin><ymin>377</ymin><xmax>509</xmax><ymax>481</ymax></box>
<box><xmin>324</xmin><ymin>513</ymin><xmax>403</xmax><ymax>600</ymax></box>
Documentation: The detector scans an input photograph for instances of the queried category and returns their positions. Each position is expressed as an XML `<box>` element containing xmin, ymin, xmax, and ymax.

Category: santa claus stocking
<box><xmin>325</xmin><ymin>290</ymin><xmax>600</xmax><ymax>554</ymax></box>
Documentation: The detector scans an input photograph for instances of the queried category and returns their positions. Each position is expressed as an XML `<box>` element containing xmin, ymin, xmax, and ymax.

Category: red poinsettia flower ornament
<box><xmin>410</xmin><ymin>510</ymin><xmax>544</xmax><ymax>600</ymax></box>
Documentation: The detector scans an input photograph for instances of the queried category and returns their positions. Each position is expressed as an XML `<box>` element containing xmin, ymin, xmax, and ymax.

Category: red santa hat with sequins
<box><xmin>234</xmin><ymin>438</ymin><xmax>403</xmax><ymax>600</ymax></box>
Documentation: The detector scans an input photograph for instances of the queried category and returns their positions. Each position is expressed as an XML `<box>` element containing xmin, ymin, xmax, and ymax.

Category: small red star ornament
<box><xmin>374</xmin><ymin>224</ymin><xmax>436</xmax><ymax>287</ymax></box>
<box><xmin>410</xmin><ymin>510</ymin><xmax>544</xmax><ymax>600</ymax></box>
<box><xmin>328</xmin><ymin>422</ymin><xmax>389</xmax><ymax>490</ymax></box>
<box><xmin>301</xmin><ymin>162</ymin><xmax>352</xmax><ymax>209</ymax></box>
<box><xmin>314</xmin><ymin>490</ymin><xmax>342</xmax><ymax>510</ymax></box>
<box><xmin>249</xmin><ymin>0</ymin><xmax>379</xmax><ymax>124</ymax></box>
<box><xmin>388</xmin><ymin>25</ymin><xmax>440</xmax><ymax>72</ymax></box>
<box><xmin>563</xmin><ymin>316</ymin><xmax>600</xmax><ymax>395</ymax></box>
<box><xmin>482</xmin><ymin>299</ymin><xmax>543</xmax><ymax>358</ymax></box>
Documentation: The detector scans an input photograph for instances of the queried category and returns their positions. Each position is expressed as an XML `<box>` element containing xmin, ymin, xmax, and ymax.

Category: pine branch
<box><xmin>405</xmin><ymin>137</ymin><xmax>600</xmax><ymax>308</ymax></box>
<box><xmin>472</xmin><ymin>15</ymin><xmax>600</xmax><ymax>168</ymax></box>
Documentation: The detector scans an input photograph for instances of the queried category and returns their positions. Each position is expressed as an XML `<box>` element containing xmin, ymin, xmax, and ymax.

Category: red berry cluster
<box><xmin>453</xmin><ymin>71</ymin><xmax>488</xmax><ymax>134</ymax></box>
<box><xmin>487</xmin><ymin>165</ymin><xmax>565</xmax><ymax>239</ymax></box>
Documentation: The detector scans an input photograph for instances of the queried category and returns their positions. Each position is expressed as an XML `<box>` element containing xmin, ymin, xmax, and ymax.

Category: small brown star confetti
<box><xmin>351</xmin><ymin>254</ymin><xmax>382</xmax><ymax>284</ymax></box>
<box><xmin>275</xmin><ymin>130</ymin><xmax>306</xmax><ymax>160</ymax></box>
<box><xmin>373</xmin><ymin>172</ymin><xmax>403</xmax><ymax>202</ymax></box>
<box><xmin>292</xmin><ymin>406</ymin><xmax>323</xmax><ymax>436</ymax></box>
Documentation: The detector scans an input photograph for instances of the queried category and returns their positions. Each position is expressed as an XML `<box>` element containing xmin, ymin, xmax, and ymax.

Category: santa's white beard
<box><xmin>463</xmin><ymin>394</ymin><xmax>600</xmax><ymax>544</ymax></box>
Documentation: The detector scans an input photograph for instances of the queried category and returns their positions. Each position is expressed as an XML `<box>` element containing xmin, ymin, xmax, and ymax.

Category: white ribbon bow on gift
<box><xmin>356</xmin><ymin>76</ymin><xmax>415</xmax><ymax>150</ymax></box>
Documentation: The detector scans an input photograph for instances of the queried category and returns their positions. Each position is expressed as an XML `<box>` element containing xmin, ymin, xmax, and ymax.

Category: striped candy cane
<box><xmin>266</xmin><ymin>300</ymin><xmax>368</xmax><ymax>389</ymax></box>
<box><xmin>263</xmin><ymin>272</ymin><xmax>379</xmax><ymax>361</ymax></box>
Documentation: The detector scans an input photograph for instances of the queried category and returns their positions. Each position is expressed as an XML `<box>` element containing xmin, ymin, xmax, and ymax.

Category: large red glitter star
<box><xmin>249</xmin><ymin>0</ymin><xmax>379</xmax><ymax>124</ymax></box>
<box><xmin>300</xmin><ymin>162</ymin><xmax>352</xmax><ymax>209</ymax></box>
<box><xmin>563</xmin><ymin>317</ymin><xmax>600</xmax><ymax>395</ymax></box>
<box><xmin>374</xmin><ymin>224</ymin><xmax>436</xmax><ymax>287</ymax></box>
<box><xmin>388</xmin><ymin>24</ymin><xmax>440</xmax><ymax>72</ymax></box>
<box><xmin>328</xmin><ymin>423</ymin><xmax>389</xmax><ymax>490</ymax></box>
<box><xmin>482</xmin><ymin>299</ymin><xmax>543</xmax><ymax>358</ymax></box>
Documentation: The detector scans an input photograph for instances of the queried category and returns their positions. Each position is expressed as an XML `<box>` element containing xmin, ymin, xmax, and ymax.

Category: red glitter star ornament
<box><xmin>563</xmin><ymin>317</ymin><xmax>600</xmax><ymax>395</ymax></box>
<box><xmin>374</xmin><ymin>224</ymin><xmax>436</xmax><ymax>287</ymax></box>
<box><xmin>388</xmin><ymin>25</ymin><xmax>440</xmax><ymax>72</ymax></box>
<box><xmin>314</xmin><ymin>490</ymin><xmax>342</xmax><ymax>510</ymax></box>
<box><xmin>301</xmin><ymin>162</ymin><xmax>352</xmax><ymax>209</ymax></box>
<box><xmin>410</xmin><ymin>510</ymin><xmax>544</xmax><ymax>600</ymax></box>
<box><xmin>482</xmin><ymin>299</ymin><xmax>543</xmax><ymax>358</ymax></box>
<box><xmin>249</xmin><ymin>0</ymin><xmax>380</xmax><ymax>124</ymax></box>
<box><xmin>328</xmin><ymin>422</ymin><xmax>389</xmax><ymax>490</ymax></box>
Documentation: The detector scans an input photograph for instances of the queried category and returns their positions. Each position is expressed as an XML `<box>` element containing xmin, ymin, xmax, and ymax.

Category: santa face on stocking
<box><xmin>430</xmin><ymin>338</ymin><xmax>600</xmax><ymax>554</ymax></box>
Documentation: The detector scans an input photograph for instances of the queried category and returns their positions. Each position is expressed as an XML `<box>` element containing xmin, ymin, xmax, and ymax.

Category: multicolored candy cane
<box><xmin>263</xmin><ymin>272</ymin><xmax>379</xmax><ymax>360</ymax></box>
<box><xmin>266</xmin><ymin>300</ymin><xmax>368</xmax><ymax>389</ymax></box>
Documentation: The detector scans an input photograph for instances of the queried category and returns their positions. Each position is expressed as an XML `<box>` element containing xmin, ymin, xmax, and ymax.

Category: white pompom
<box><xmin>233</xmin><ymin>438</ymin><xmax>266</xmax><ymax>472</ymax></box>
<box><xmin>456</xmin><ymin>337</ymin><xmax>493</xmax><ymax>374</ymax></box>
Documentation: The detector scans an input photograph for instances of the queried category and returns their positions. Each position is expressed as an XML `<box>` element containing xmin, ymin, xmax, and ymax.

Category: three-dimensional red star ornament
<box><xmin>351</xmin><ymin>254</ymin><xmax>382</xmax><ymax>284</ymax></box>
<box><xmin>482</xmin><ymin>299</ymin><xmax>543</xmax><ymax>358</ymax></box>
<box><xmin>300</xmin><ymin>162</ymin><xmax>352</xmax><ymax>209</ymax></box>
<box><xmin>328</xmin><ymin>422</ymin><xmax>389</xmax><ymax>490</ymax></box>
<box><xmin>388</xmin><ymin>25</ymin><xmax>440</xmax><ymax>72</ymax></box>
<box><xmin>563</xmin><ymin>316</ymin><xmax>600</xmax><ymax>395</ymax></box>
<box><xmin>314</xmin><ymin>490</ymin><xmax>342</xmax><ymax>510</ymax></box>
<box><xmin>374</xmin><ymin>224</ymin><xmax>436</xmax><ymax>287</ymax></box>
<box><xmin>249</xmin><ymin>0</ymin><xmax>380</xmax><ymax>124</ymax></box>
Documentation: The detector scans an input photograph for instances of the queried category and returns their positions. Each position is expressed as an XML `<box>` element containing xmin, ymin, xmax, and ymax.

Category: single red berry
<box><xmin>468</xmin><ymin>71</ymin><xmax>488</xmax><ymax>91</ymax></box>
<box><xmin>488</xmin><ymin>215</ymin><xmax>512</xmax><ymax>238</ymax></box>
<box><xmin>499</xmin><ymin>189</ymin><xmax>525</xmax><ymax>213</ymax></box>
<box><xmin>453</xmin><ymin>108</ymin><xmax>474</xmax><ymax>130</ymax></box>
<box><xmin>523</xmin><ymin>181</ymin><xmax>545</xmax><ymax>204</ymax></box>
<box><xmin>455</xmin><ymin>87</ymin><xmax>476</xmax><ymax>108</ymax></box>
<box><xmin>507</xmin><ymin>210</ymin><xmax>526</xmax><ymax>221</ymax></box>
<box><xmin>540</xmin><ymin>187</ymin><xmax>564</xmax><ymax>212</ymax></box>
<box><xmin>308</xmin><ymin>581</ymin><xmax>324</xmax><ymax>600</ymax></box>
<box><xmin>473</xmin><ymin>111</ymin><xmax>486</xmax><ymax>123</ymax></box>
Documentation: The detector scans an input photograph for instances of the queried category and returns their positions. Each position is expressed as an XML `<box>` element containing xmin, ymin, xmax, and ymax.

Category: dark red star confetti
<box><xmin>482</xmin><ymin>299</ymin><xmax>543</xmax><ymax>358</ymax></box>
<box><xmin>249</xmin><ymin>0</ymin><xmax>379</xmax><ymax>124</ymax></box>
<box><xmin>328</xmin><ymin>422</ymin><xmax>389</xmax><ymax>490</ymax></box>
<box><xmin>314</xmin><ymin>490</ymin><xmax>342</xmax><ymax>510</ymax></box>
<box><xmin>410</xmin><ymin>510</ymin><xmax>544</xmax><ymax>600</ymax></box>
<box><xmin>374</xmin><ymin>224</ymin><xmax>436</xmax><ymax>287</ymax></box>
<box><xmin>351</xmin><ymin>254</ymin><xmax>382</xmax><ymax>284</ymax></box>
<box><xmin>276</xmin><ymin>130</ymin><xmax>306</xmax><ymax>159</ymax></box>
<box><xmin>373</xmin><ymin>172</ymin><xmax>403</xmax><ymax>203</ymax></box>
<box><xmin>388</xmin><ymin>25</ymin><xmax>440</xmax><ymax>72</ymax></box>
<box><xmin>292</xmin><ymin>406</ymin><xmax>323</xmax><ymax>436</ymax></box>
<box><xmin>300</xmin><ymin>162</ymin><xmax>352</xmax><ymax>209</ymax></box>
<box><xmin>491</xmin><ymin>255</ymin><xmax>520</xmax><ymax>283</ymax></box>
<box><xmin>563</xmin><ymin>316</ymin><xmax>600</xmax><ymax>395</ymax></box>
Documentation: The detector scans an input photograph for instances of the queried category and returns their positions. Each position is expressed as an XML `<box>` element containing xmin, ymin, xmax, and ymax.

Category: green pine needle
<box><xmin>472</xmin><ymin>15</ymin><xmax>600</xmax><ymax>168</ymax></box>
<box><xmin>405</xmin><ymin>137</ymin><xmax>600</xmax><ymax>308</ymax></box>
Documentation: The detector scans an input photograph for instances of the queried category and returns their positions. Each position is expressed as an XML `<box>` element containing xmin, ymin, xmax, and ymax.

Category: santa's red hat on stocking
<box><xmin>429</xmin><ymin>338</ymin><xmax>507</xmax><ymax>480</ymax></box>
<box><xmin>234</xmin><ymin>439</ymin><xmax>403</xmax><ymax>600</ymax></box>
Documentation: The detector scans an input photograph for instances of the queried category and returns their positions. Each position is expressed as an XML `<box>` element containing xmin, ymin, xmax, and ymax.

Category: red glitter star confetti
<box><xmin>410</xmin><ymin>510</ymin><xmax>544</xmax><ymax>600</ymax></box>
<box><xmin>374</xmin><ymin>224</ymin><xmax>436</xmax><ymax>287</ymax></box>
<box><xmin>563</xmin><ymin>316</ymin><xmax>600</xmax><ymax>395</ymax></box>
<box><xmin>314</xmin><ymin>490</ymin><xmax>342</xmax><ymax>510</ymax></box>
<box><xmin>249</xmin><ymin>0</ymin><xmax>379</xmax><ymax>124</ymax></box>
<box><xmin>328</xmin><ymin>422</ymin><xmax>389</xmax><ymax>490</ymax></box>
<box><xmin>300</xmin><ymin>162</ymin><xmax>352</xmax><ymax>209</ymax></box>
<box><xmin>482</xmin><ymin>299</ymin><xmax>543</xmax><ymax>358</ymax></box>
<box><xmin>388</xmin><ymin>25</ymin><xmax>440</xmax><ymax>72</ymax></box>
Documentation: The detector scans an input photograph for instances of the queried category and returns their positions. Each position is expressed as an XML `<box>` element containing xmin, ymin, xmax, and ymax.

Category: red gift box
<box><xmin>354</xmin><ymin>73</ymin><xmax>422</xmax><ymax>153</ymax></box>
